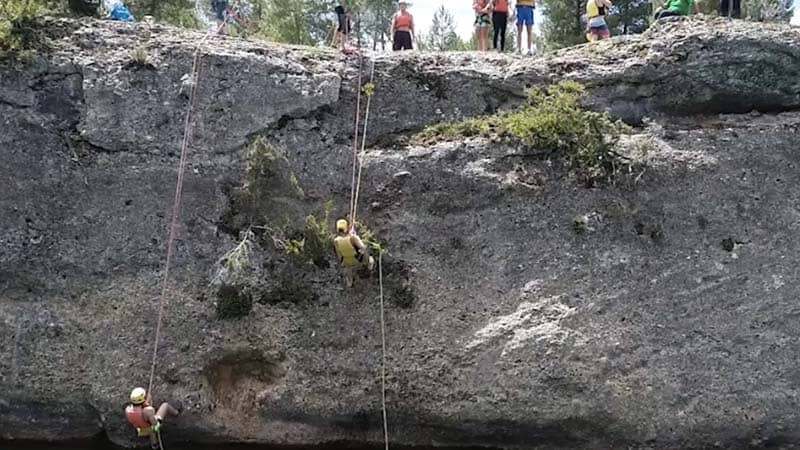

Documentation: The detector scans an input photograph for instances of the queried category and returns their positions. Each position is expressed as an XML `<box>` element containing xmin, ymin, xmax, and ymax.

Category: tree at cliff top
<box><xmin>539</xmin><ymin>0</ymin><xmax>586</xmax><ymax>48</ymax></box>
<box><xmin>607</xmin><ymin>0</ymin><xmax>650</xmax><ymax>35</ymax></box>
<box><xmin>417</xmin><ymin>5</ymin><xmax>468</xmax><ymax>51</ymax></box>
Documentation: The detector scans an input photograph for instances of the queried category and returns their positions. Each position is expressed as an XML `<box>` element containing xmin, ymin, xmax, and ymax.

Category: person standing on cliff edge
<box><xmin>335</xmin><ymin>0</ymin><xmax>353</xmax><ymax>53</ymax></box>
<box><xmin>390</xmin><ymin>1</ymin><xmax>415</xmax><ymax>51</ymax></box>
<box><xmin>125</xmin><ymin>388</ymin><xmax>181</xmax><ymax>450</ymax></box>
<box><xmin>515</xmin><ymin>0</ymin><xmax>536</xmax><ymax>56</ymax></box>
<box><xmin>211</xmin><ymin>0</ymin><xmax>227</xmax><ymax>34</ymax></box>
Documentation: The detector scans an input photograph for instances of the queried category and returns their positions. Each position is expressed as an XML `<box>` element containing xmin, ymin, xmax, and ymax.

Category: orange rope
<box><xmin>146</xmin><ymin>25</ymin><xmax>220</xmax><ymax>397</ymax></box>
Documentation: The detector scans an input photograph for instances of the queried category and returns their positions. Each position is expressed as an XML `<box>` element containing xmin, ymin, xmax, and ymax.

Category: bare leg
<box><xmin>517</xmin><ymin>24</ymin><xmax>523</xmax><ymax>53</ymax></box>
<box><xmin>526</xmin><ymin>25</ymin><xmax>532</xmax><ymax>53</ymax></box>
<box><xmin>344</xmin><ymin>267</ymin><xmax>354</xmax><ymax>287</ymax></box>
<box><xmin>156</xmin><ymin>402</ymin><xmax>179</xmax><ymax>419</ymax></box>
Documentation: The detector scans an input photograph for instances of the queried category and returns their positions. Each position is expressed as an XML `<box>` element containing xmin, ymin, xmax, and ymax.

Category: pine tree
<box><xmin>539</xmin><ymin>0</ymin><xmax>585</xmax><ymax>49</ymax></box>
<box><xmin>607</xmin><ymin>0</ymin><xmax>650</xmax><ymax>34</ymax></box>
<box><xmin>425</xmin><ymin>5</ymin><xmax>460</xmax><ymax>51</ymax></box>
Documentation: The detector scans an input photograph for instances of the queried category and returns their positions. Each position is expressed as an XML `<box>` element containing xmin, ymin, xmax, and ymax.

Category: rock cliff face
<box><xmin>3</xmin><ymin>15</ymin><xmax>800</xmax><ymax>449</ymax></box>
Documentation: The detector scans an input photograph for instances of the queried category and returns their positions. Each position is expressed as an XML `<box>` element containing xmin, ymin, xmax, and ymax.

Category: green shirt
<box><xmin>666</xmin><ymin>0</ymin><xmax>695</xmax><ymax>14</ymax></box>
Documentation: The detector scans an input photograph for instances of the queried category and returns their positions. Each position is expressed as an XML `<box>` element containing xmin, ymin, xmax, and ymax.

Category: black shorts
<box><xmin>393</xmin><ymin>31</ymin><xmax>412</xmax><ymax>51</ymax></box>
<box><xmin>335</xmin><ymin>6</ymin><xmax>350</xmax><ymax>33</ymax></box>
<box><xmin>211</xmin><ymin>0</ymin><xmax>227</xmax><ymax>21</ymax></box>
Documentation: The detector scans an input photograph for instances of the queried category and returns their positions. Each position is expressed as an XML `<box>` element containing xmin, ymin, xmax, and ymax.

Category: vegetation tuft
<box><xmin>269</xmin><ymin>201</ymin><xmax>333</xmax><ymax>268</ymax></box>
<box><xmin>0</xmin><ymin>0</ymin><xmax>48</xmax><ymax>56</ymax></box>
<box><xmin>259</xmin><ymin>277</ymin><xmax>318</xmax><ymax>305</ymax></box>
<box><xmin>216</xmin><ymin>283</ymin><xmax>253</xmax><ymax>319</ymax></box>
<box><xmin>128</xmin><ymin>46</ymin><xmax>154</xmax><ymax>69</ymax></box>
<box><xmin>414</xmin><ymin>81</ymin><xmax>632</xmax><ymax>187</ymax></box>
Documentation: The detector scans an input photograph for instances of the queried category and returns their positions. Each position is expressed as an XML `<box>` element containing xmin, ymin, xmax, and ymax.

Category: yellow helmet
<box><xmin>336</xmin><ymin>219</ymin><xmax>349</xmax><ymax>232</ymax></box>
<box><xmin>130</xmin><ymin>387</ymin><xmax>147</xmax><ymax>405</ymax></box>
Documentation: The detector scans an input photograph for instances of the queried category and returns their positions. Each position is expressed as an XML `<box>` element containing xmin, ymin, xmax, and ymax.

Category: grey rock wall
<box><xmin>2</xmin><ymin>15</ymin><xmax>800</xmax><ymax>450</ymax></box>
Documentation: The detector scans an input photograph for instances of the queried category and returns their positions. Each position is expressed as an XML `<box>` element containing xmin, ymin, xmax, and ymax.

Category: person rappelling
<box><xmin>125</xmin><ymin>387</ymin><xmax>181</xmax><ymax>449</ymax></box>
<box><xmin>333</xmin><ymin>219</ymin><xmax>375</xmax><ymax>287</ymax></box>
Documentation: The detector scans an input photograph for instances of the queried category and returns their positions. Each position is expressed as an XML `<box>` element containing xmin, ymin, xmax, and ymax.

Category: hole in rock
<box><xmin>204</xmin><ymin>350</ymin><xmax>285</xmax><ymax>410</ymax></box>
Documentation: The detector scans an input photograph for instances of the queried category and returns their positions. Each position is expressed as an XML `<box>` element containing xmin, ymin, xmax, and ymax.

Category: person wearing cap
<box><xmin>333</xmin><ymin>219</ymin><xmax>375</xmax><ymax>287</ymax></box>
<box><xmin>390</xmin><ymin>1</ymin><xmax>415</xmax><ymax>51</ymax></box>
<box><xmin>125</xmin><ymin>387</ymin><xmax>180</xmax><ymax>449</ymax></box>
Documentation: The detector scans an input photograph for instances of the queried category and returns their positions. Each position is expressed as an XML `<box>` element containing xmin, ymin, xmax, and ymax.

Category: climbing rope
<box><xmin>147</xmin><ymin>23</ymin><xmax>221</xmax><ymax>398</ymax></box>
<box><xmin>348</xmin><ymin>45</ymin><xmax>365</xmax><ymax>228</ymax></box>
<box><xmin>378</xmin><ymin>251</ymin><xmax>389</xmax><ymax>450</ymax></box>
<box><xmin>350</xmin><ymin>57</ymin><xmax>377</xmax><ymax>230</ymax></box>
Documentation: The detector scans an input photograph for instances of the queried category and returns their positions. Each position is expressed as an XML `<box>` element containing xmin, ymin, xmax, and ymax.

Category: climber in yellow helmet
<box><xmin>125</xmin><ymin>387</ymin><xmax>181</xmax><ymax>449</ymax></box>
<box><xmin>333</xmin><ymin>219</ymin><xmax>375</xmax><ymax>287</ymax></box>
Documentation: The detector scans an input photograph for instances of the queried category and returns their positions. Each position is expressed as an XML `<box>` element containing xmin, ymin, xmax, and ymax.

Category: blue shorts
<box><xmin>516</xmin><ymin>5</ymin><xmax>534</xmax><ymax>26</ymax></box>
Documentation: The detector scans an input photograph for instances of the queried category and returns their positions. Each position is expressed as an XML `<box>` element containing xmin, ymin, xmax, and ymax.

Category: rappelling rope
<box><xmin>348</xmin><ymin>44</ymin><xmax>365</xmax><ymax>227</ymax></box>
<box><xmin>350</xmin><ymin>56</ymin><xmax>377</xmax><ymax>230</ymax></box>
<box><xmin>378</xmin><ymin>251</ymin><xmax>389</xmax><ymax>450</ymax></box>
<box><xmin>147</xmin><ymin>23</ymin><xmax>222</xmax><ymax>398</ymax></box>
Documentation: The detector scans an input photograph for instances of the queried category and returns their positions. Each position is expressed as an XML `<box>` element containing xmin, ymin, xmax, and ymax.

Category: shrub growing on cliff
<box><xmin>415</xmin><ymin>81</ymin><xmax>630</xmax><ymax>186</ymax></box>
<box><xmin>0</xmin><ymin>0</ymin><xmax>48</xmax><ymax>54</ymax></box>
<box><xmin>216</xmin><ymin>283</ymin><xmax>253</xmax><ymax>319</ymax></box>
<box><xmin>268</xmin><ymin>201</ymin><xmax>333</xmax><ymax>268</ymax></box>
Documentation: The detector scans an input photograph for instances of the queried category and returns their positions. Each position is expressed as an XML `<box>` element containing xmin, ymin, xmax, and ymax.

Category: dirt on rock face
<box><xmin>3</xmin><ymin>16</ymin><xmax>800</xmax><ymax>450</ymax></box>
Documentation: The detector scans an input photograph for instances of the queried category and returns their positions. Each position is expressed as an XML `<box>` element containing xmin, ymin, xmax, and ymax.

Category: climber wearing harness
<box><xmin>586</xmin><ymin>0</ymin><xmax>613</xmax><ymax>41</ymax></box>
<box><xmin>333</xmin><ymin>219</ymin><xmax>375</xmax><ymax>287</ymax></box>
<box><xmin>390</xmin><ymin>1</ymin><xmax>415</xmax><ymax>51</ymax></box>
<box><xmin>125</xmin><ymin>388</ymin><xmax>180</xmax><ymax>449</ymax></box>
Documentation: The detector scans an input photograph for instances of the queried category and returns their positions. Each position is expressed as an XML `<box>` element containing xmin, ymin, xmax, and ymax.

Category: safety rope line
<box><xmin>378</xmin><ymin>251</ymin><xmax>389</xmax><ymax>450</ymax></box>
<box><xmin>348</xmin><ymin>46</ymin><xmax>364</xmax><ymax>228</ymax></box>
<box><xmin>147</xmin><ymin>24</ymin><xmax>221</xmax><ymax>398</ymax></box>
<box><xmin>350</xmin><ymin>56</ymin><xmax>377</xmax><ymax>229</ymax></box>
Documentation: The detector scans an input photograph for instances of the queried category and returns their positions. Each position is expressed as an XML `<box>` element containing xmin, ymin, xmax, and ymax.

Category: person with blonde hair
<box><xmin>586</xmin><ymin>0</ymin><xmax>613</xmax><ymax>41</ymax></box>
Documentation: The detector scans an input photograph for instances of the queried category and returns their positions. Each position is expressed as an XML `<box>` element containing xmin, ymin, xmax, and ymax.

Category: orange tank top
<box><xmin>125</xmin><ymin>405</ymin><xmax>151</xmax><ymax>429</ymax></box>
<box><xmin>474</xmin><ymin>0</ymin><xmax>489</xmax><ymax>14</ymax></box>
<box><xmin>494</xmin><ymin>0</ymin><xmax>509</xmax><ymax>12</ymax></box>
<box><xmin>394</xmin><ymin>12</ymin><xmax>412</xmax><ymax>30</ymax></box>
